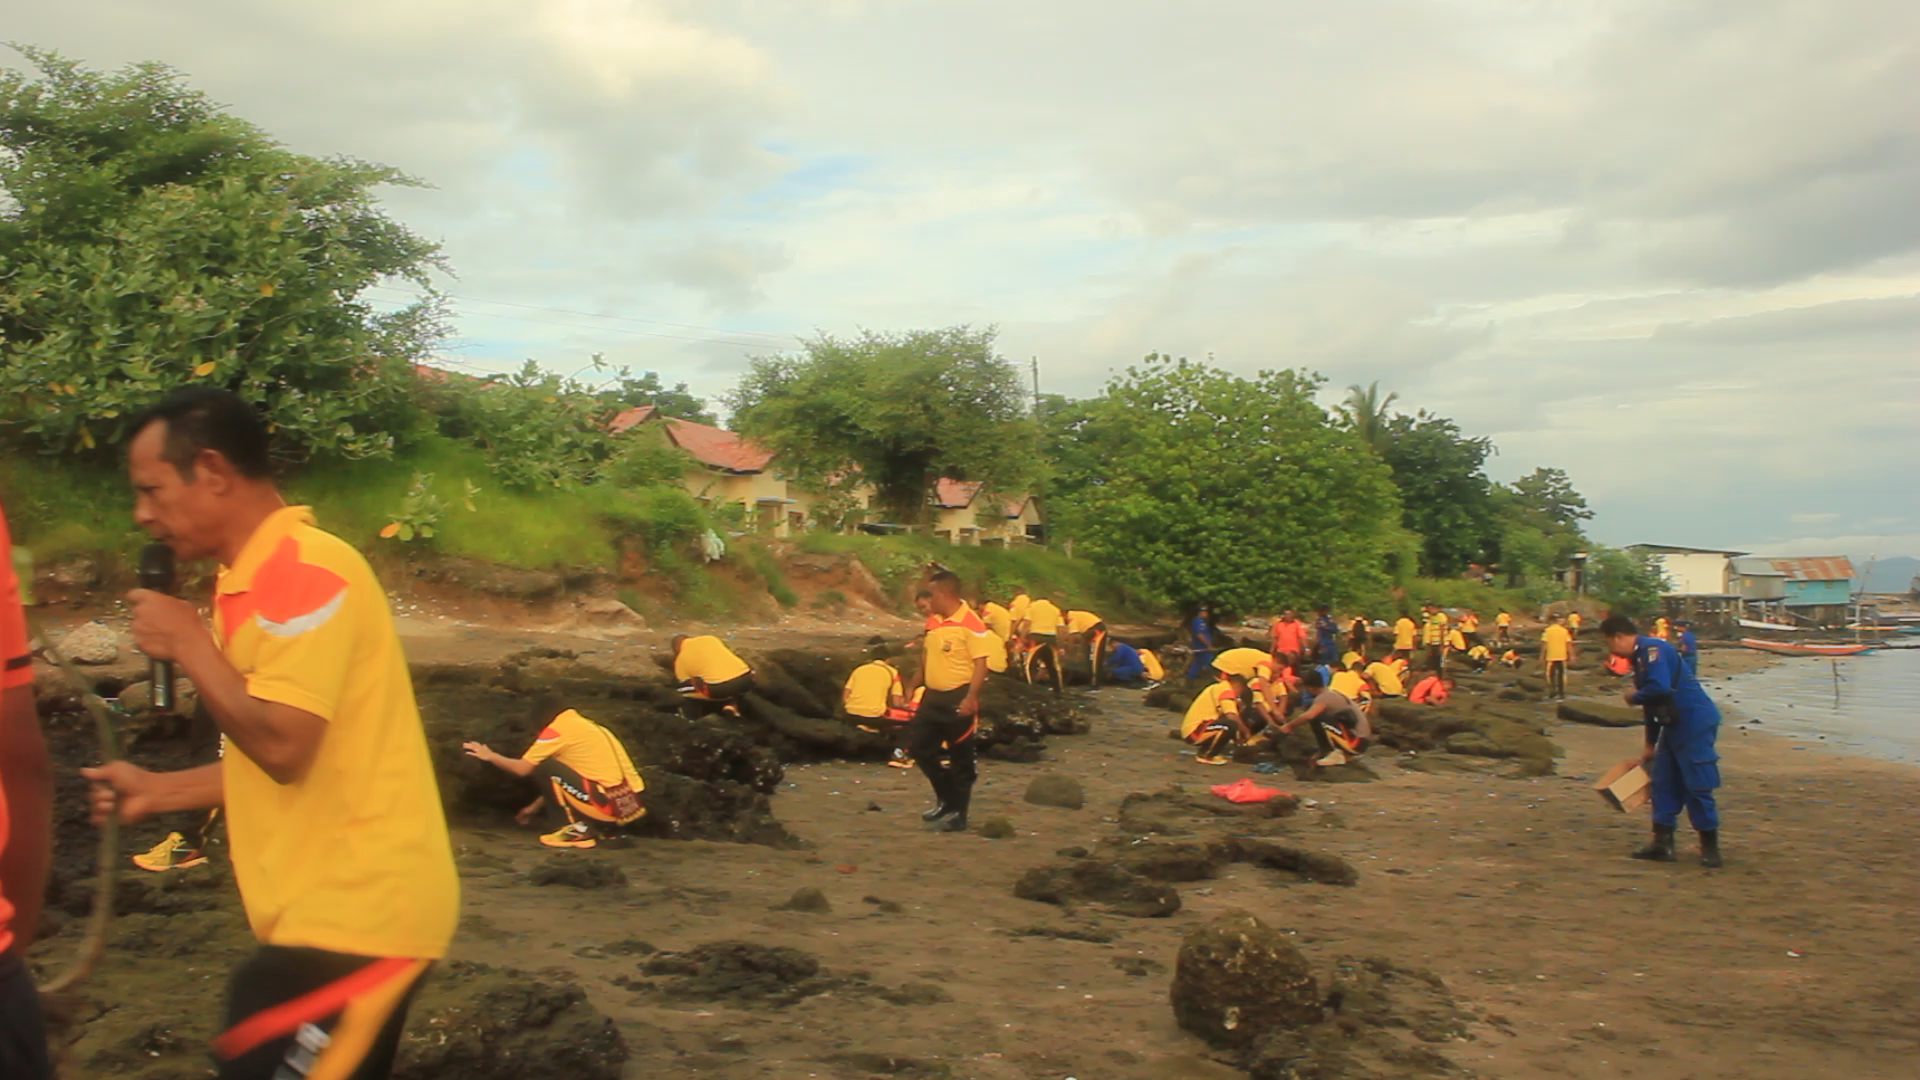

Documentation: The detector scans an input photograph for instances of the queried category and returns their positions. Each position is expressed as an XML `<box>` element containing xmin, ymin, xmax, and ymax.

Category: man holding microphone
<box><xmin>84</xmin><ymin>388</ymin><xmax>458</xmax><ymax>1079</ymax></box>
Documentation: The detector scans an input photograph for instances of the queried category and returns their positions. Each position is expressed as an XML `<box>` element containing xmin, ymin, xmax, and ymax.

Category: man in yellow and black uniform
<box><xmin>1183</xmin><ymin>676</ymin><xmax>1248</xmax><ymax>765</ymax></box>
<box><xmin>1065</xmin><ymin>608</ymin><xmax>1109</xmax><ymax>686</ymax></box>
<box><xmin>902</xmin><ymin>571</ymin><xmax>992</xmax><ymax>832</ymax></box>
<box><xmin>1421</xmin><ymin>603</ymin><xmax>1450</xmax><ymax>674</ymax></box>
<box><xmin>672</xmin><ymin>634</ymin><xmax>755</xmax><ymax>719</ymax></box>
<box><xmin>464</xmin><ymin>700</ymin><xmax>645</xmax><ymax>849</ymax></box>
<box><xmin>841</xmin><ymin>643</ymin><xmax>918</xmax><ymax>769</ymax></box>
<box><xmin>85</xmin><ymin>389</ymin><xmax>457</xmax><ymax>1080</ymax></box>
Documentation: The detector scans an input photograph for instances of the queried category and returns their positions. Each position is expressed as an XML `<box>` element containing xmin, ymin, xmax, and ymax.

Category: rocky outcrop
<box><xmin>1171</xmin><ymin>911</ymin><xmax>1323</xmax><ymax>1045</ymax></box>
<box><xmin>1013</xmin><ymin>860</ymin><xmax>1183</xmax><ymax>917</ymax></box>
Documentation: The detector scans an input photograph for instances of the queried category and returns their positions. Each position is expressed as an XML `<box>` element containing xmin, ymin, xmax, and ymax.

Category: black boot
<box><xmin>920</xmin><ymin>773</ymin><xmax>954</xmax><ymax>821</ymax></box>
<box><xmin>939</xmin><ymin>784</ymin><xmax>973</xmax><ymax>833</ymax></box>
<box><xmin>1698</xmin><ymin>830</ymin><xmax>1723</xmax><ymax>869</ymax></box>
<box><xmin>1631</xmin><ymin>824</ymin><xmax>1677</xmax><ymax>862</ymax></box>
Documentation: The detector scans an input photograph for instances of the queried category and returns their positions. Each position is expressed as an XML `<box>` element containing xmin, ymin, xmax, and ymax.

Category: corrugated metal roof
<box><xmin>1730</xmin><ymin>556</ymin><xmax>1786</xmax><ymax>576</ymax></box>
<box><xmin>1768</xmin><ymin>556</ymin><xmax>1855</xmax><ymax>582</ymax></box>
<box><xmin>664</xmin><ymin>417</ymin><xmax>776</xmax><ymax>473</ymax></box>
<box><xmin>1631</xmin><ymin>543</ymin><xmax>1749</xmax><ymax>556</ymax></box>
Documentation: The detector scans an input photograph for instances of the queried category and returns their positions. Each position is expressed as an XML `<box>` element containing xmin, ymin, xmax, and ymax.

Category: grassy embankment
<box><xmin>0</xmin><ymin>435</ymin><xmax>1141</xmax><ymax>622</ymax></box>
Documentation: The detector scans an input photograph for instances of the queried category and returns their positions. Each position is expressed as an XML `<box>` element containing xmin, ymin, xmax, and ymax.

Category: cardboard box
<box><xmin>1594</xmin><ymin>761</ymin><xmax>1651</xmax><ymax>812</ymax></box>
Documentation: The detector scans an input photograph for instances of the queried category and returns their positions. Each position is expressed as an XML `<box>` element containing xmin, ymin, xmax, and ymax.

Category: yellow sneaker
<box><xmin>1196</xmin><ymin>755</ymin><xmax>1232</xmax><ymax>766</ymax></box>
<box><xmin>1315</xmin><ymin>749</ymin><xmax>1351</xmax><ymax>767</ymax></box>
<box><xmin>539</xmin><ymin>824</ymin><xmax>597</xmax><ymax>849</ymax></box>
<box><xmin>132</xmin><ymin>832</ymin><xmax>208</xmax><ymax>873</ymax></box>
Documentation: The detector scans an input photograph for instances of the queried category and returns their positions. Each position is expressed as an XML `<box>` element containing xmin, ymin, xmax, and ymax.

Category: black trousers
<box><xmin>216</xmin><ymin>946</ymin><xmax>429</xmax><ymax>1080</ymax></box>
<box><xmin>1546</xmin><ymin>660</ymin><xmax>1567</xmax><ymax>698</ymax></box>
<box><xmin>1426</xmin><ymin>644</ymin><xmax>1445</xmax><ymax>673</ymax></box>
<box><xmin>532</xmin><ymin>759</ymin><xmax>628</xmax><ymax>829</ymax></box>
<box><xmin>679</xmin><ymin>673</ymin><xmax>754</xmax><ymax>719</ymax></box>
<box><xmin>908</xmin><ymin>687</ymin><xmax>977</xmax><ymax>811</ymax></box>
<box><xmin>0</xmin><ymin>952</ymin><xmax>49</xmax><ymax>1080</ymax></box>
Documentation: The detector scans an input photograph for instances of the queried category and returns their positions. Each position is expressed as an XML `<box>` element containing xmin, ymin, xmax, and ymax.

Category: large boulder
<box><xmin>1557</xmin><ymin>700</ymin><xmax>1645</xmax><ymax>727</ymax></box>
<box><xmin>1013</xmin><ymin>860</ymin><xmax>1182</xmax><ymax>917</ymax></box>
<box><xmin>1171</xmin><ymin>911</ymin><xmax>1322</xmax><ymax>1047</ymax></box>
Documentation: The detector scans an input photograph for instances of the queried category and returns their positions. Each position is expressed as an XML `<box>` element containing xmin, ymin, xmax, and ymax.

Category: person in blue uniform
<box><xmin>1313</xmin><ymin>606</ymin><xmax>1340</xmax><ymax>666</ymax></box>
<box><xmin>1602</xmin><ymin>614</ymin><xmax>1723</xmax><ymax>868</ymax></box>
<box><xmin>1184</xmin><ymin>605</ymin><xmax>1217</xmax><ymax>679</ymax></box>
<box><xmin>1675</xmin><ymin>620</ymin><xmax>1700</xmax><ymax>677</ymax></box>
<box><xmin>1105</xmin><ymin>642</ymin><xmax>1147</xmax><ymax>686</ymax></box>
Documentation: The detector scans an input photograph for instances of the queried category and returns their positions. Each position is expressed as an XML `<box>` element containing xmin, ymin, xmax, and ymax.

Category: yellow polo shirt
<box><xmin>1569</xmin><ymin>612</ymin><xmax>1584</xmax><ymax>632</ymax></box>
<box><xmin>675</xmin><ymin>635</ymin><xmax>751</xmax><ymax>683</ymax></box>
<box><xmin>1212</xmin><ymin>648</ymin><xmax>1274</xmax><ymax>683</ymax></box>
<box><xmin>1026</xmin><ymin>599</ymin><xmax>1064</xmax><ymax>635</ymax></box>
<box><xmin>1446</xmin><ymin>628</ymin><xmax>1467</xmax><ymax>652</ymax></box>
<box><xmin>1422</xmin><ymin>611</ymin><xmax>1449</xmax><ymax>646</ymax></box>
<box><xmin>1365</xmin><ymin>661</ymin><xmax>1404</xmax><ymax>696</ymax></box>
<box><xmin>981</xmin><ymin>602</ymin><xmax>1013</xmax><ymax>640</ymax></box>
<box><xmin>1393</xmin><ymin>617</ymin><xmax>1417</xmax><ymax>650</ymax></box>
<box><xmin>212</xmin><ymin>506</ymin><xmax>457</xmax><ymax>959</ymax></box>
<box><xmin>1496</xmin><ymin>612</ymin><xmax>1512</xmax><ymax>628</ymax></box>
<box><xmin>842</xmin><ymin>659</ymin><xmax>901</xmax><ymax>718</ymax></box>
<box><xmin>1007</xmin><ymin>594</ymin><xmax>1031</xmax><ymax>623</ymax></box>
<box><xmin>1329</xmin><ymin>670</ymin><xmax>1368</xmax><ymax>701</ymax></box>
<box><xmin>1141</xmin><ymin>650</ymin><xmax>1165</xmax><ymax>681</ymax></box>
<box><xmin>1182</xmin><ymin>682</ymin><xmax>1239</xmax><ymax>738</ymax></box>
<box><xmin>1066</xmin><ymin>610</ymin><xmax>1103</xmax><ymax>635</ymax></box>
<box><xmin>923</xmin><ymin>602</ymin><xmax>994</xmax><ymax>691</ymax></box>
<box><xmin>522</xmin><ymin>709</ymin><xmax>642</xmax><ymax>791</ymax></box>
<box><xmin>1542</xmin><ymin>624</ymin><xmax>1572</xmax><ymax>662</ymax></box>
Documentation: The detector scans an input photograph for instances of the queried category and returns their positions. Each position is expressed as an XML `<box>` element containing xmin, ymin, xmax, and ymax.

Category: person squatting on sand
<box><xmin>464</xmin><ymin>698</ymin><xmax>647</xmax><ymax>850</ymax></box>
<box><xmin>671</xmin><ymin>634</ymin><xmax>755</xmax><ymax>719</ymax></box>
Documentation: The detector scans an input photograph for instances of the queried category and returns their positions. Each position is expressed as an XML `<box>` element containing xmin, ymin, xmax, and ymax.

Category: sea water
<box><xmin>1707</xmin><ymin>646</ymin><xmax>1920</xmax><ymax>765</ymax></box>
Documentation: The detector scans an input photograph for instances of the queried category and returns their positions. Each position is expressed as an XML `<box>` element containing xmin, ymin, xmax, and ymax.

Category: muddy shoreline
<box><xmin>23</xmin><ymin>618</ymin><xmax>1916</xmax><ymax>1080</ymax></box>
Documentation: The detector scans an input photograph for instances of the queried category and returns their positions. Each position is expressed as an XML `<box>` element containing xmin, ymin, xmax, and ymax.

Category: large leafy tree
<box><xmin>0</xmin><ymin>49</ymin><xmax>443</xmax><ymax>460</ymax></box>
<box><xmin>1507</xmin><ymin>466</ymin><xmax>1592</xmax><ymax>531</ymax></box>
<box><xmin>1379</xmin><ymin>410</ymin><xmax>1497</xmax><ymax>576</ymax></box>
<box><xmin>1048</xmin><ymin>356</ymin><xmax>1399</xmax><ymax>612</ymax></box>
<box><xmin>1489</xmin><ymin>466</ymin><xmax>1591</xmax><ymax>586</ymax></box>
<box><xmin>726</xmin><ymin>326</ymin><xmax>1040</xmax><ymax>525</ymax></box>
<box><xmin>1588</xmin><ymin>545</ymin><xmax>1668</xmax><ymax>616</ymax></box>
<box><xmin>588</xmin><ymin>360</ymin><xmax>715</xmax><ymax>425</ymax></box>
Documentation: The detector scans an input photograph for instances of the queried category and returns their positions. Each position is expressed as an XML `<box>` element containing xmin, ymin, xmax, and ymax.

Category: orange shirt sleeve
<box><xmin>0</xmin><ymin>504</ymin><xmax>33</xmax><ymax>690</ymax></box>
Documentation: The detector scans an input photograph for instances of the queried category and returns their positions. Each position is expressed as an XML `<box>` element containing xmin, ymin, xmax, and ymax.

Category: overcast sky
<box><xmin>11</xmin><ymin>1</ymin><xmax>1919</xmax><ymax>560</ymax></box>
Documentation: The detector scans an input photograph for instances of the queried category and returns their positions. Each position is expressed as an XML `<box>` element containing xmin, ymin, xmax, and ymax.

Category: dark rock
<box><xmin>1107</xmin><ymin>840</ymin><xmax>1223</xmax><ymax>883</ymax></box>
<box><xmin>1116</xmin><ymin>787</ymin><xmax>1299</xmax><ymax>836</ymax></box>
<box><xmin>1227</xmin><ymin>837</ymin><xmax>1360</xmax><ymax>886</ymax></box>
<box><xmin>876</xmin><ymin>982</ymin><xmax>953</xmax><ymax>1006</ymax></box>
<box><xmin>1013</xmin><ymin>860</ymin><xmax>1181</xmax><ymax>917</ymax></box>
<box><xmin>862</xmin><ymin>895</ymin><xmax>904</xmax><ymax>914</ymax></box>
<box><xmin>1055</xmin><ymin>846</ymin><xmax>1090</xmax><ymax>859</ymax></box>
<box><xmin>1023</xmin><ymin>772</ymin><xmax>1085</xmax><ymax>810</ymax></box>
<box><xmin>1557</xmin><ymin>700</ymin><xmax>1645</xmax><ymax>727</ymax></box>
<box><xmin>642</xmin><ymin>942</ymin><xmax>826</xmax><ymax>1005</ymax></box>
<box><xmin>1171</xmin><ymin>911</ymin><xmax>1321</xmax><ymax>1047</ymax></box>
<box><xmin>1008</xmin><ymin>924</ymin><xmax>1115</xmax><ymax>943</ymax></box>
<box><xmin>394</xmin><ymin>962</ymin><xmax>627</xmax><ymax>1080</ymax></box>
<box><xmin>528</xmin><ymin>856</ymin><xmax>627</xmax><ymax>889</ymax></box>
<box><xmin>775</xmin><ymin>887</ymin><xmax>832</xmax><ymax>913</ymax></box>
<box><xmin>978</xmin><ymin>817</ymin><xmax>1017</xmax><ymax>839</ymax></box>
<box><xmin>1114</xmin><ymin>956</ymin><xmax>1167</xmax><ymax>977</ymax></box>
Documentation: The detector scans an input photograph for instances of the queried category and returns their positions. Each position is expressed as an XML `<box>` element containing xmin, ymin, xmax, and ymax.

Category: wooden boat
<box><xmin>1736</xmin><ymin>618</ymin><xmax>1802</xmax><ymax>632</ymax></box>
<box><xmin>1739</xmin><ymin>638</ymin><xmax>1878</xmax><ymax>657</ymax></box>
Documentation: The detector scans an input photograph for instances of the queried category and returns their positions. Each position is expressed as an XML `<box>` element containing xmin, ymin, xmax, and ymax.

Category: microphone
<box><xmin>138</xmin><ymin>543</ymin><xmax>178</xmax><ymax>713</ymax></box>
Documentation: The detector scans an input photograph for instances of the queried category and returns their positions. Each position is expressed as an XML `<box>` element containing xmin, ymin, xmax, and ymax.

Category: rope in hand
<box><xmin>23</xmin><ymin>610</ymin><xmax>122</xmax><ymax>996</ymax></box>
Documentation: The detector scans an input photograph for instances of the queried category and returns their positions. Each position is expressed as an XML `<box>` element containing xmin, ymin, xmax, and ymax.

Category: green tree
<box><xmin>1489</xmin><ymin>467</ymin><xmax>1590</xmax><ymax>588</ymax></box>
<box><xmin>587</xmin><ymin>358</ymin><xmax>715</xmax><ymax>425</ymax></box>
<box><xmin>1507</xmin><ymin>467</ymin><xmax>1592</xmax><ymax>530</ymax></box>
<box><xmin>433</xmin><ymin>361</ymin><xmax>615</xmax><ymax>490</ymax></box>
<box><xmin>0</xmin><ymin>50</ymin><xmax>444</xmax><ymax>460</ymax></box>
<box><xmin>1049</xmin><ymin>356</ymin><xmax>1399</xmax><ymax>612</ymax></box>
<box><xmin>1338</xmin><ymin>381</ymin><xmax>1398</xmax><ymax>453</ymax></box>
<box><xmin>1588</xmin><ymin>546</ymin><xmax>1668</xmax><ymax>616</ymax></box>
<box><xmin>726</xmin><ymin>326</ymin><xmax>1040</xmax><ymax>525</ymax></box>
<box><xmin>1379</xmin><ymin>411</ymin><xmax>1497</xmax><ymax>577</ymax></box>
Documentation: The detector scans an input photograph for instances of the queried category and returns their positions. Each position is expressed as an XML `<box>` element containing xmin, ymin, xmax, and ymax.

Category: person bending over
<box><xmin>672</xmin><ymin>634</ymin><xmax>755</xmax><ymax>719</ymax></box>
<box><xmin>843</xmin><ymin>643</ymin><xmax>918</xmax><ymax>769</ymax></box>
<box><xmin>1364</xmin><ymin>656</ymin><xmax>1405</xmax><ymax>699</ymax></box>
<box><xmin>1182</xmin><ymin>676</ymin><xmax>1250</xmax><ymax>766</ymax></box>
<box><xmin>1064</xmin><ymin>608</ymin><xmax>1109</xmax><ymax>686</ymax></box>
<box><xmin>465</xmin><ymin>699</ymin><xmax>646</xmax><ymax>849</ymax></box>
<box><xmin>1408</xmin><ymin>673</ymin><xmax>1453</xmax><ymax>705</ymax></box>
<box><xmin>1105</xmin><ymin>641</ymin><xmax>1149</xmax><ymax>686</ymax></box>
<box><xmin>1279</xmin><ymin>670</ymin><xmax>1372</xmax><ymax>766</ymax></box>
<box><xmin>1605</xmin><ymin>614</ymin><xmax>1723</xmax><ymax>868</ymax></box>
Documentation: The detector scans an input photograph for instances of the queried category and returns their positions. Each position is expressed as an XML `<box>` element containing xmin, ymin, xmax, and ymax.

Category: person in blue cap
<box><xmin>1675</xmin><ymin>620</ymin><xmax>1700</xmax><ymax>677</ymax></box>
<box><xmin>1602</xmin><ymin>614</ymin><xmax>1723</xmax><ymax>868</ymax></box>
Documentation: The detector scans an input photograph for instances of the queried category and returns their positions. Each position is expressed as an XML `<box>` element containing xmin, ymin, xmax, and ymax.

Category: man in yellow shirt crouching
<box><xmin>464</xmin><ymin>699</ymin><xmax>647</xmax><ymax>849</ymax></box>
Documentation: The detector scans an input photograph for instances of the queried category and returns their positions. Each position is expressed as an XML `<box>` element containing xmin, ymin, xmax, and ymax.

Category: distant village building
<box><xmin>607</xmin><ymin>406</ymin><xmax>1039</xmax><ymax>543</ymax></box>
<box><xmin>1767</xmin><ymin>556</ymin><xmax>1855</xmax><ymax>628</ymax></box>
<box><xmin>1627</xmin><ymin>544</ymin><xmax>1744</xmax><ymax>595</ymax></box>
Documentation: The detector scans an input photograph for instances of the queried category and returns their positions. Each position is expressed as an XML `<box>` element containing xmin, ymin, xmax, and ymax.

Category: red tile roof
<box><xmin>934</xmin><ymin>478</ymin><xmax>983</xmax><ymax>509</ymax></box>
<box><xmin>1768</xmin><ymin>556</ymin><xmax>1855</xmax><ymax>583</ymax></box>
<box><xmin>663</xmin><ymin>417</ymin><xmax>775</xmax><ymax>473</ymax></box>
<box><xmin>607</xmin><ymin>405</ymin><xmax>657</xmax><ymax>434</ymax></box>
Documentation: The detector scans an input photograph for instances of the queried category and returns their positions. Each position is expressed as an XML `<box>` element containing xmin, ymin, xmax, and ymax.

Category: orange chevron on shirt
<box><xmin>218</xmin><ymin>535</ymin><xmax>348</xmax><ymax>644</ymax></box>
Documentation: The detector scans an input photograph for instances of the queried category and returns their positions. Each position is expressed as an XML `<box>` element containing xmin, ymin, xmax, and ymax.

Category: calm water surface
<box><xmin>1708</xmin><ymin>644</ymin><xmax>1920</xmax><ymax>765</ymax></box>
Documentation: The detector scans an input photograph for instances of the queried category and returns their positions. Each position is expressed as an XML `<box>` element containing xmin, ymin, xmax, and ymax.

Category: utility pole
<box><xmin>1031</xmin><ymin>356</ymin><xmax>1040</xmax><ymax>411</ymax></box>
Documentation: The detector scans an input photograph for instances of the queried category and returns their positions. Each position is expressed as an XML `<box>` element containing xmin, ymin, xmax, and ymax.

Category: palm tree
<box><xmin>1339</xmin><ymin>381</ymin><xmax>1397</xmax><ymax>453</ymax></box>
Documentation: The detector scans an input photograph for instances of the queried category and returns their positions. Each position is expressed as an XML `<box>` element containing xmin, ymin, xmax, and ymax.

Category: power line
<box><xmin>365</xmin><ymin>284</ymin><xmax>798</xmax><ymax>349</ymax></box>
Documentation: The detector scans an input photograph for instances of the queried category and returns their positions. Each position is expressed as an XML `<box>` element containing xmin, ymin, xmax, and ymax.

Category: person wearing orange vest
<box><xmin>0</xmin><ymin>498</ymin><xmax>52</xmax><ymax>1079</ymax></box>
<box><xmin>1409</xmin><ymin>674</ymin><xmax>1453</xmax><ymax>705</ymax></box>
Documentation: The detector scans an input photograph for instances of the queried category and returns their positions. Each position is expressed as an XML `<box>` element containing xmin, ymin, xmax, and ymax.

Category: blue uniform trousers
<box><xmin>1650</xmin><ymin>721</ymin><xmax>1720</xmax><ymax>831</ymax></box>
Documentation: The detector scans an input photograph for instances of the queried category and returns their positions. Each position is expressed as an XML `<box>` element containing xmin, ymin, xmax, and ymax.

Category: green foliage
<box><xmin>1378</xmin><ymin>411</ymin><xmax>1497</xmax><ymax>577</ymax></box>
<box><xmin>738</xmin><ymin>542</ymin><xmax>798</xmax><ymax>608</ymax></box>
<box><xmin>587</xmin><ymin>361</ymin><xmax>714</xmax><ymax>424</ymax></box>
<box><xmin>1587</xmin><ymin>546</ymin><xmax>1668</xmax><ymax>616</ymax></box>
<box><xmin>0</xmin><ymin>49</ymin><xmax>442</xmax><ymax>461</ymax></box>
<box><xmin>429</xmin><ymin>360</ymin><xmax>619</xmax><ymax>490</ymax></box>
<box><xmin>602</xmin><ymin>433</ymin><xmax>695</xmax><ymax>489</ymax></box>
<box><xmin>1338</xmin><ymin>381</ymin><xmax>1398</xmax><ymax>453</ymax></box>
<box><xmin>377</xmin><ymin>472</ymin><xmax>479</xmax><ymax>543</ymax></box>
<box><xmin>812</xmin><ymin>589</ymin><xmax>849</xmax><ymax>610</ymax></box>
<box><xmin>1045</xmin><ymin>356</ymin><xmax>1400</xmax><ymax>613</ymax></box>
<box><xmin>1507</xmin><ymin>467</ymin><xmax>1592</xmax><ymax>530</ymax></box>
<box><xmin>728</xmin><ymin>326</ymin><xmax>1041</xmax><ymax>525</ymax></box>
<box><xmin>793</xmin><ymin>531</ymin><xmax>1137</xmax><ymax>618</ymax></box>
